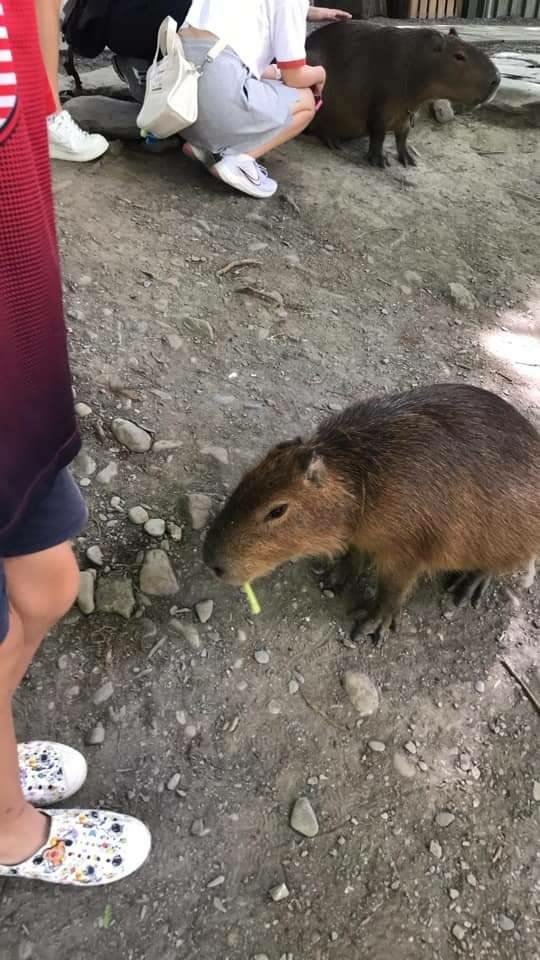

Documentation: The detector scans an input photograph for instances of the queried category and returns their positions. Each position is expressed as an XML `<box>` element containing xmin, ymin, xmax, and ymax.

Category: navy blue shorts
<box><xmin>0</xmin><ymin>469</ymin><xmax>87</xmax><ymax>643</ymax></box>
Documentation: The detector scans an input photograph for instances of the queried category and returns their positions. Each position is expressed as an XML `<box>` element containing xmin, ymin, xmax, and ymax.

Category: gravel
<box><xmin>75</xmin><ymin>402</ymin><xmax>92</xmax><ymax>417</ymax></box>
<box><xmin>72</xmin><ymin>450</ymin><xmax>97</xmax><ymax>478</ymax></box>
<box><xmin>86</xmin><ymin>545</ymin><xmax>104</xmax><ymax>567</ymax></box>
<box><xmin>342</xmin><ymin>671</ymin><xmax>379</xmax><ymax>716</ymax></box>
<box><xmin>404</xmin><ymin>740</ymin><xmax>417</xmax><ymax>755</ymax></box>
<box><xmin>188</xmin><ymin>493</ymin><xmax>213</xmax><ymax>530</ymax></box>
<box><xmin>452</xmin><ymin>924</ymin><xmax>466</xmax><ymax>941</ymax></box>
<box><xmin>435</xmin><ymin>811</ymin><xmax>455</xmax><ymax>828</ymax></box>
<box><xmin>112</xmin><ymin>418</ymin><xmax>152</xmax><ymax>452</ymax></box>
<box><xmin>498</xmin><ymin>914</ymin><xmax>515</xmax><ymax>932</ymax></box>
<box><xmin>144</xmin><ymin>518</ymin><xmax>166</xmax><ymax>537</ymax></box>
<box><xmin>78</xmin><ymin>569</ymin><xmax>96</xmax><ymax>614</ymax></box>
<box><xmin>96</xmin><ymin>576</ymin><xmax>136</xmax><ymax>619</ymax></box>
<box><xmin>290</xmin><ymin>797</ymin><xmax>319</xmax><ymax>838</ymax></box>
<box><xmin>129</xmin><ymin>506</ymin><xmax>149</xmax><ymax>525</ymax></box>
<box><xmin>429</xmin><ymin>840</ymin><xmax>443</xmax><ymax>859</ymax></box>
<box><xmin>368</xmin><ymin>740</ymin><xmax>386</xmax><ymax>753</ymax></box>
<box><xmin>96</xmin><ymin>462</ymin><xmax>118</xmax><ymax>486</ymax></box>
<box><xmin>269</xmin><ymin>883</ymin><xmax>289</xmax><ymax>902</ymax></box>
<box><xmin>92</xmin><ymin>680</ymin><xmax>114</xmax><ymax>705</ymax></box>
<box><xmin>195</xmin><ymin>599</ymin><xmax>214</xmax><ymax>623</ymax></box>
<box><xmin>254</xmin><ymin>650</ymin><xmax>270</xmax><ymax>665</ymax></box>
<box><xmin>167</xmin><ymin>773</ymin><xmax>181</xmax><ymax>791</ymax></box>
<box><xmin>393</xmin><ymin>752</ymin><xmax>416</xmax><ymax>779</ymax></box>
<box><xmin>140</xmin><ymin>549</ymin><xmax>179</xmax><ymax>596</ymax></box>
<box><xmin>172</xmin><ymin>622</ymin><xmax>202</xmax><ymax>652</ymax></box>
<box><xmin>86</xmin><ymin>722</ymin><xmax>105</xmax><ymax>745</ymax></box>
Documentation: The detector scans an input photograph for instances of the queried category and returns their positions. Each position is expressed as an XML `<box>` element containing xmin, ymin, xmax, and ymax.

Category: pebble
<box><xmin>96</xmin><ymin>462</ymin><xmax>118</xmax><ymax>486</ymax></box>
<box><xmin>466</xmin><ymin>873</ymin><xmax>477</xmax><ymax>887</ymax></box>
<box><xmin>498</xmin><ymin>914</ymin><xmax>515</xmax><ymax>932</ymax></box>
<box><xmin>144</xmin><ymin>518</ymin><xmax>166</xmax><ymax>538</ymax></box>
<box><xmin>75</xmin><ymin>402</ymin><xmax>92</xmax><ymax>418</ymax></box>
<box><xmin>207</xmin><ymin>875</ymin><xmax>225</xmax><ymax>889</ymax></box>
<box><xmin>93</xmin><ymin>680</ymin><xmax>114</xmax><ymax>705</ymax></box>
<box><xmin>86</xmin><ymin>545</ymin><xmax>104</xmax><ymax>567</ymax></box>
<box><xmin>342</xmin><ymin>671</ymin><xmax>379</xmax><ymax>716</ymax></box>
<box><xmin>57</xmin><ymin>654</ymin><xmax>69</xmax><ymax>671</ymax></box>
<box><xmin>431</xmin><ymin>99</ymin><xmax>455</xmax><ymax>124</ymax></box>
<box><xmin>475</xmin><ymin>680</ymin><xmax>486</xmax><ymax>694</ymax></box>
<box><xmin>129</xmin><ymin>506</ymin><xmax>149</xmax><ymax>525</ymax></box>
<box><xmin>184</xmin><ymin>724</ymin><xmax>198</xmax><ymax>740</ymax></box>
<box><xmin>533</xmin><ymin>781</ymin><xmax>540</xmax><ymax>802</ymax></box>
<box><xmin>18</xmin><ymin>941</ymin><xmax>34</xmax><ymax>960</ymax></box>
<box><xmin>393</xmin><ymin>752</ymin><xmax>416</xmax><ymax>779</ymax></box>
<box><xmin>153</xmin><ymin>439</ymin><xmax>182</xmax><ymax>452</ymax></box>
<box><xmin>191</xmin><ymin>819</ymin><xmax>210</xmax><ymax>837</ymax></box>
<box><xmin>167</xmin><ymin>773</ymin><xmax>181</xmax><ymax>792</ymax></box>
<box><xmin>429</xmin><ymin>840</ymin><xmax>443</xmax><ymax>859</ymax></box>
<box><xmin>86</xmin><ymin>722</ymin><xmax>105</xmax><ymax>745</ymax></box>
<box><xmin>404</xmin><ymin>740</ymin><xmax>417</xmax><ymax>755</ymax></box>
<box><xmin>78</xmin><ymin>569</ymin><xmax>96</xmax><ymax>614</ymax></box>
<box><xmin>368</xmin><ymin>740</ymin><xmax>386</xmax><ymax>753</ymax></box>
<box><xmin>436</xmin><ymin>811</ymin><xmax>455</xmax><ymax>828</ymax></box>
<box><xmin>449</xmin><ymin>888</ymin><xmax>460</xmax><ymax>900</ymax></box>
<box><xmin>290</xmin><ymin>797</ymin><xmax>319</xmax><ymax>838</ymax></box>
<box><xmin>269</xmin><ymin>883</ymin><xmax>289</xmax><ymax>902</ymax></box>
<box><xmin>167</xmin><ymin>521</ymin><xmax>183</xmax><ymax>542</ymax></box>
<box><xmin>288</xmin><ymin>679</ymin><xmax>300</xmax><ymax>695</ymax></box>
<box><xmin>112</xmin><ymin>418</ymin><xmax>152</xmax><ymax>453</ymax></box>
<box><xmin>72</xmin><ymin>450</ymin><xmax>97</xmax><ymax>478</ymax></box>
<box><xmin>253</xmin><ymin>955</ymin><xmax>269</xmax><ymax>960</ymax></box>
<box><xmin>188</xmin><ymin>493</ymin><xmax>212</xmax><ymax>530</ymax></box>
<box><xmin>448</xmin><ymin>282</ymin><xmax>477</xmax><ymax>312</ymax></box>
<box><xmin>199</xmin><ymin>443</ymin><xmax>229</xmax><ymax>465</ymax></box>
<box><xmin>195</xmin><ymin>599</ymin><xmax>214</xmax><ymax>623</ymax></box>
<box><xmin>452</xmin><ymin>924</ymin><xmax>466</xmax><ymax>941</ymax></box>
<box><xmin>140</xmin><ymin>549</ymin><xmax>179</xmax><ymax>596</ymax></box>
<box><xmin>172</xmin><ymin>622</ymin><xmax>202</xmax><ymax>652</ymax></box>
<box><xmin>268</xmin><ymin>699</ymin><xmax>282</xmax><ymax>715</ymax></box>
<box><xmin>96</xmin><ymin>577</ymin><xmax>135</xmax><ymax>619</ymax></box>
<box><xmin>254</xmin><ymin>649</ymin><xmax>270</xmax><ymax>665</ymax></box>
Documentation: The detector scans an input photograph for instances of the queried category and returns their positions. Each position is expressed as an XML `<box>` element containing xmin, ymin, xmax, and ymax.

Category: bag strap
<box><xmin>204</xmin><ymin>38</ymin><xmax>227</xmax><ymax>64</ymax></box>
<box><xmin>153</xmin><ymin>16</ymin><xmax>178</xmax><ymax>63</ymax></box>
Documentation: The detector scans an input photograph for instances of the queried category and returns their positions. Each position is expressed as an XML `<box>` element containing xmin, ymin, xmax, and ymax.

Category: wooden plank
<box><xmin>392</xmin><ymin>22</ymin><xmax>540</xmax><ymax>45</ymax></box>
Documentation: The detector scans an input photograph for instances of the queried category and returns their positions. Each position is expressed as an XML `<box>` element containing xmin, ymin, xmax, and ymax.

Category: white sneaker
<box><xmin>48</xmin><ymin>110</ymin><xmax>109</xmax><ymax>163</ymax></box>
<box><xmin>0</xmin><ymin>809</ymin><xmax>151</xmax><ymax>886</ymax></box>
<box><xmin>18</xmin><ymin>741</ymin><xmax>87</xmax><ymax>806</ymax></box>
<box><xmin>213</xmin><ymin>154</ymin><xmax>277</xmax><ymax>199</ymax></box>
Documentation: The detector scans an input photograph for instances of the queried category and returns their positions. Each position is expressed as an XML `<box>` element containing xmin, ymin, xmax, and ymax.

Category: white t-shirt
<box><xmin>186</xmin><ymin>0</ymin><xmax>309</xmax><ymax>79</ymax></box>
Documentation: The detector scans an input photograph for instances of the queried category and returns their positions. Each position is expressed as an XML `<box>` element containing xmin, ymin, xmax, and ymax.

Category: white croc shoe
<box><xmin>0</xmin><ymin>809</ymin><xmax>151</xmax><ymax>886</ymax></box>
<box><xmin>48</xmin><ymin>110</ymin><xmax>109</xmax><ymax>163</ymax></box>
<box><xmin>18</xmin><ymin>741</ymin><xmax>87</xmax><ymax>806</ymax></box>
<box><xmin>213</xmin><ymin>154</ymin><xmax>277</xmax><ymax>199</ymax></box>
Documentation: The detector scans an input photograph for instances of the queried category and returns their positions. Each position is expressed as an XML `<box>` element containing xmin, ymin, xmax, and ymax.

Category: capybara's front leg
<box><xmin>350</xmin><ymin>564</ymin><xmax>418</xmax><ymax>646</ymax></box>
<box><xmin>395</xmin><ymin>123</ymin><xmax>416</xmax><ymax>167</ymax></box>
<box><xmin>446</xmin><ymin>571</ymin><xmax>492</xmax><ymax>608</ymax></box>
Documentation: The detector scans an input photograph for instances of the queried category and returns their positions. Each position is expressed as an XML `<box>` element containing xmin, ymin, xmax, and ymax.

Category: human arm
<box><xmin>280</xmin><ymin>63</ymin><xmax>325</xmax><ymax>91</ymax></box>
<box><xmin>307</xmin><ymin>6</ymin><xmax>353</xmax><ymax>19</ymax></box>
<box><xmin>34</xmin><ymin>0</ymin><xmax>62</xmax><ymax>113</ymax></box>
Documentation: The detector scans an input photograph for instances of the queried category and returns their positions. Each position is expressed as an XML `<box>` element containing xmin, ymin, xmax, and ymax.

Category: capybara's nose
<box><xmin>212</xmin><ymin>565</ymin><xmax>225</xmax><ymax>579</ymax></box>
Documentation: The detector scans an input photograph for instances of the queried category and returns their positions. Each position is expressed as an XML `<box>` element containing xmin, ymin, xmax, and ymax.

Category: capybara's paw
<box><xmin>447</xmin><ymin>572</ymin><xmax>492</xmax><ymax>608</ymax></box>
<box><xmin>367</xmin><ymin>150</ymin><xmax>389</xmax><ymax>169</ymax></box>
<box><xmin>398</xmin><ymin>148</ymin><xmax>417</xmax><ymax>168</ymax></box>
<box><xmin>350</xmin><ymin>609</ymin><xmax>395</xmax><ymax>646</ymax></box>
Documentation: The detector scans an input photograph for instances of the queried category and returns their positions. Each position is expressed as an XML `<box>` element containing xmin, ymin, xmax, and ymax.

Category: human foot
<box><xmin>18</xmin><ymin>741</ymin><xmax>87</xmax><ymax>805</ymax></box>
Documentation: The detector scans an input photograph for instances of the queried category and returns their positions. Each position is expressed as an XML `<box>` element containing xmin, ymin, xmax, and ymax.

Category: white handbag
<box><xmin>136</xmin><ymin>16</ymin><xmax>226</xmax><ymax>140</ymax></box>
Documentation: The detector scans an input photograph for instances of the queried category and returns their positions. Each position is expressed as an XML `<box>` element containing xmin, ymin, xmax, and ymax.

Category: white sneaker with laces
<box><xmin>18</xmin><ymin>741</ymin><xmax>87</xmax><ymax>806</ymax></box>
<box><xmin>0</xmin><ymin>809</ymin><xmax>151</xmax><ymax>886</ymax></box>
<box><xmin>48</xmin><ymin>110</ymin><xmax>109</xmax><ymax>163</ymax></box>
<box><xmin>213</xmin><ymin>154</ymin><xmax>277</xmax><ymax>199</ymax></box>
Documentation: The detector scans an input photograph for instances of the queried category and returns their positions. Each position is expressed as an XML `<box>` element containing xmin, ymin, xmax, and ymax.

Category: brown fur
<box><xmin>203</xmin><ymin>384</ymin><xmax>540</xmax><ymax>637</ymax></box>
<box><xmin>305</xmin><ymin>22</ymin><xmax>500</xmax><ymax>167</ymax></box>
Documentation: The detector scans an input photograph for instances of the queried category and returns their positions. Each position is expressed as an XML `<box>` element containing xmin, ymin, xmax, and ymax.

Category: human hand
<box><xmin>307</xmin><ymin>6</ymin><xmax>353</xmax><ymax>20</ymax></box>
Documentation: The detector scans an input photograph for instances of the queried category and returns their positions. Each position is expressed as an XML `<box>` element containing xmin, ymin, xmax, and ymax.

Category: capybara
<box><xmin>203</xmin><ymin>384</ymin><xmax>539</xmax><ymax>644</ymax></box>
<box><xmin>305</xmin><ymin>22</ymin><xmax>500</xmax><ymax>167</ymax></box>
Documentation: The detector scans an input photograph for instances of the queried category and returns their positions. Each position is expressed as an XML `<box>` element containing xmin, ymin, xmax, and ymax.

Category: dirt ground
<box><xmin>1</xmin><ymin>100</ymin><xmax>539</xmax><ymax>960</ymax></box>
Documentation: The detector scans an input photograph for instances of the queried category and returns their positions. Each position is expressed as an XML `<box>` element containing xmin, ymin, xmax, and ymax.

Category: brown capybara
<box><xmin>305</xmin><ymin>22</ymin><xmax>500</xmax><ymax>167</ymax></box>
<box><xmin>203</xmin><ymin>384</ymin><xmax>540</xmax><ymax>645</ymax></box>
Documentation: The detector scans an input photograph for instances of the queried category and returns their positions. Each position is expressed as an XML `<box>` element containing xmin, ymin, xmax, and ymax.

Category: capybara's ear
<box><xmin>431</xmin><ymin>31</ymin><xmax>445</xmax><ymax>52</ymax></box>
<box><xmin>304</xmin><ymin>453</ymin><xmax>328</xmax><ymax>488</ymax></box>
<box><xmin>449</xmin><ymin>26</ymin><xmax>459</xmax><ymax>36</ymax></box>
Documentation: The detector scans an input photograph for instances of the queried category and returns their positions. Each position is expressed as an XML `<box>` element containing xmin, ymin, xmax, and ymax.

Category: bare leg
<box><xmin>0</xmin><ymin>544</ymin><xmax>80</xmax><ymax>865</ymax></box>
<box><xmin>246</xmin><ymin>88</ymin><xmax>316</xmax><ymax>160</ymax></box>
<box><xmin>35</xmin><ymin>0</ymin><xmax>62</xmax><ymax>114</ymax></box>
<box><xmin>350</xmin><ymin>564</ymin><xmax>418</xmax><ymax>645</ymax></box>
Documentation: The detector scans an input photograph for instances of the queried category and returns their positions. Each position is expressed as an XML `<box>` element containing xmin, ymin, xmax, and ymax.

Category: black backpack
<box><xmin>62</xmin><ymin>0</ymin><xmax>112</xmax><ymax>59</ymax></box>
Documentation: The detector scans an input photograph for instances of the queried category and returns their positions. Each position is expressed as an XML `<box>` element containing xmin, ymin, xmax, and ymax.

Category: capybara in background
<box><xmin>204</xmin><ymin>384</ymin><xmax>539</xmax><ymax>644</ymax></box>
<box><xmin>306</xmin><ymin>22</ymin><xmax>500</xmax><ymax>167</ymax></box>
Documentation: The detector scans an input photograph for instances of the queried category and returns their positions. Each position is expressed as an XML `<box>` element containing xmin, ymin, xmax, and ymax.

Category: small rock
<box><xmin>57</xmin><ymin>654</ymin><xmax>69</xmax><ymax>670</ymax></box>
<box><xmin>342</xmin><ymin>671</ymin><xmax>379</xmax><ymax>716</ymax></box>
<box><xmin>18</xmin><ymin>941</ymin><xmax>34</xmax><ymax>960</ymax></box>
<box><xmin>86</xmin><ymin>722</ymin><xmax>105</xmax><ymax>745</ymax></box>
<box><xmin>459</xmin><ymin>753</ymin><xmax>472</xmax><ymax>772</ymax></box>
<box><xmin>96</xmin><ymin>462</ymin><xmax>118</xmax><ymax>486</ymax></box>
<box><xmin>269</xmin><ymin>883</ymin><xmax>289</xmax><ymax>902</ymax></box>
<box><xmin>195</xmin><ymin>599</ymin><xmax>214</xmax><ymax>623</ymax></box>
<box><xmin>449</xmin><ymin>888</ymin><xmax>460</xmax><ymax>900</ymax></box>
<box><xmin>288</xmin><ymin>679</ymin><xmax>300</xmax><ymax>695</ymax></box>
<box><xmin>436</xmin><ymin>811</ymin><xmax>455</xmax><ymax>828</ymax></box>
<box><xmin>474</xmin><ymin>680</ymin><xmax>486</xmax><ymax>694</ymax></box>
<box><xmin>93</xmin><ymin>680</ymin><xmax>114</xmax><ymax>705</ymax></box>
<box><xmin>78</xmin><ymin>569</ymin><xmax>96</xmax><ymax>614</ymax></box>
<box><xmin>144</xmin><ymin>518</ymin><xmax>166</xmax><ymax>538</ymax></box>
<box><xmin>129</xmin><ymin>505</ymin><xmax>149</xmax><ymax>525</ymax></box>
<box><xmin>393</xmin><ymin>752</ymin><xmax>416</xmax><ymax>779</ymax></box>
<box><xmin>254</xmin><ymin>649</ymin><xmax>270</xmax><ymax>665</ymax></box>
<box><xmin>498</xmin><ymin>914</ymin><xmax>515</xmax><ymax>932</ymax></box>
<box><xmin>75</xmin><ymin>402</ymin><xmax>92</xmax><ymax>418</ymax></box>
<box><xmin>430</xmin><ymin>99</ymin><xmax>455</xmax><ymax>124</ymax></box>
<box><xmin>452</xmin><ymin>924</ymin><xmax>466</xmax><ymax>942</ymax></box>
<box><xmin>207</xmin><ymin>875</ymin><xmax>225</xmax><ymax>889</ymax></box>
<box><xmin>368</xmin><ymin>740</ymin><xmax>386</xmax><ymax>753</ymax></box>
<box><xmin>429</xmin><ymin>840</ymin><xmax>443</xmax><ymax>859</ymax></box>
<box><xmin>167</xmin><ymin>521</ymin><xmax>183</xmax><ymax>542</ymax></box>
<box><xmin>290</xmin><ymin>797</ymin><xmax>319</xmax><ymax>838</ymax></box>
<box><xmin>404</xmin><ymin>740</ymin><xmax>417</xmax><ymax>755</ymax></box>
<box><xmin>172</xmin><ymin>622</ymin><xmax>201</xmax><ymax>652</ymax></box>
<box><xmin>253</xmin><ymin>955</ymin><xmax>269</xmax><ymax>960</ymax></box>
<box><xmin>330</xmin><ymin>932</ymin><xmax>339</xmax><ymax>942</ymax></box>
<box><xmin>184</xmin><ymin>724</ymin><xmax>198</xmax><ymax>740</ymax></box>
<box><xmin>200</xmin><ymin>443</ymin><xmax>229</xmax><ymax>466</ymax></box>
<box><xmin>188</xmin><ymin>493</ymin><xmax>212</xmax><ymax>530</ymax></box>
<box><xmin>268</xmin><ymin>699</ymin><xmax>282</xmax><ymax>715</ymax></box>
<box><xmin>96</xmin><ymin>577</ymin><xmax>135</xmax><ymax>619</ymax></box>
<box><xmin>533</xmin><ymin>781</ymin><xmax>540</xmax><ymax>802</ymax></box>
<box><xmin>448</xmin><ymin>282</ymin><xmax>477</xmax><ymax>312</ymax></box>
<box><xmin>167</xmin><ymin>773</ymin><xmax>181</xmax><ymax>792</ymax></box>
<box><xmin>152</xmin><ymin>439</ymin><xmax>183</xmax><ymax>452</ymax></box>
<box><xmin>86</xmin><ymin>545</ymin><xmax>104</xmax><ymax>567</ymax></box>
<box><xmin>140</xmin><ymin>549</ymin><xmax>179</xmax><ymax>596</ymax></box>
<box><xmin>466</xmin><ymin>873</ymin><xmax>477</xmax><ymax>887</ymax></box>
<box><xmin>166</xmin><ymin>333</ymin><xmax>185</xmax><ymax>351</ymax></box>
<box><xmin>72</xmin><ymin>450</ymin><xmax>97</xmax><ymax>478</ymax></box>
<box><xmin>112</xmin><ymin>418</ymin><xmax>152</xmax><ymax>453</ymax></box>
<box><xmin>191</xmin><ymin>818</ymin><xmax>210</xmax><ymax>837</ymax></box>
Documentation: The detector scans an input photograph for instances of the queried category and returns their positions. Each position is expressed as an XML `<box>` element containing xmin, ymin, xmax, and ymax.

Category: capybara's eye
<box><xmin>265</xmin><ymin>504</ymin><xmax>289</xmax><ymax>522</ymax></box>
<box><xmin>454</xmin><ymin>52</ymin><xmax>466</xmax><ymax>62</ymax></box>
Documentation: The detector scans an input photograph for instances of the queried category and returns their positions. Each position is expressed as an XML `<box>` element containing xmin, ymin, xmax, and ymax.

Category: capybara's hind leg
<box><xmin>447</xmin><ymin>571</ymin><xmax>492</xmax><ymax>608</ymax></box>
<box><xmin>366</xmin><ymin>111</ymin><xmax>388</xmax><ymax>168</ymax></box>
<box><xmin>395</xmin><ymin>124</ymin><xmax>416</xmax><ymax>167</ymax></box>
<box><xmin>350</xmin><ymin>565</ymin><xmax>417</xmax><ymax>646</ymax></box>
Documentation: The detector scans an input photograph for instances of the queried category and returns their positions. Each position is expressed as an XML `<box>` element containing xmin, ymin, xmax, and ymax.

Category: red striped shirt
<box><xmin>0</xmin><ymin>0</ymin><xmax>80</xmax><ymax>547</ymax></box>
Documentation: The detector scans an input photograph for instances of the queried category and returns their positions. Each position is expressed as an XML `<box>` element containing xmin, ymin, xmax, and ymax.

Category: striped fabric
<box><xmin>0</xmin><ymin>2</ymin><xmax>16</xmax><ymax>133</ymax></box>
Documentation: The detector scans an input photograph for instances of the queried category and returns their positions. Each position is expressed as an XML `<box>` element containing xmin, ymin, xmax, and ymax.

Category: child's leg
<box><xmin>0</xmin><ymin>544</ymin><xmax>79</xmax><ymax>865</ymax></box>
<box><xmin>246</xmin><ymin>88</ymin><xmax>316</xmax><ymax>160</ymax></box>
